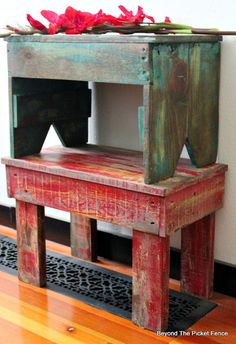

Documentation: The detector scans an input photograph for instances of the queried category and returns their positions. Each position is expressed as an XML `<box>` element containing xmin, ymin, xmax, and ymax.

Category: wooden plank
<box><xmin>0</xmin><ymin>272</ymin><xmax>170</xmax><ymax>344</ymax></box>
<box><xmin>6</xmin><ymin>34</ymin><xmax>221</xmax><ymax>44</ymax></box>
<box><xmin>205</xmin><ymin>305</ymin><xmax>236</xmax><ymax>328</ymax></box>
<box><xmin>186</xmin><ymin>42</ymin><xmax>221</xmax><ymax>167</ymax></box>
<box><xmin>143</xmin><ymin>43</ymin><xmax>189</xmax><ymax>183</ymax></box>
<box><xmin>12</xmin><ymin>77</ymin><xmax>88</xmax><ymax>96</ymax></box>
<box><xmin>53</xmin><ymin>119</ymin><xmax>88</xmax><ymax>147</ymax></box>
<box><xmin>161</xmin><ymin>172</ymin><xmax>225</xmax><ymax>236</ymax></box>
<box><xmin>132</xmin><ymin>230</ymin><xmax>170</xmax><ymax>331</ymax></box>
<box><xmin>13</xmin><ymin>89</ymin><xmax>91</xmax><ymax>128</ymax></box>
<box><xmin>8</xmin><ymin>167</ymin><xmax>161</xmax><ymax>234</ymax></box>
<box><xmin>138</xmin><ymin>106</ymin><xmax>144</xmax><ymax>145</ymax></box>
<box><xmin>8</xmin><ymin>165</ymin><xmax>225</xmax><ymax>236</ymax></box>
<box><xmin>188</xmin><ymin>317</ymin><xmax>236</xmax><ymax>344</ymax></box>
<box><xmin>0</xmin><ymin>317</ymin><xmax>54</xmax><ymax>344</ymax></box>
<box><xmin>2</xmin><ymin>145</ymin><xmax>228</xmax><ymax>197</ymax></box>
<box><xmin>7</xmin><ymin>42</ymin><xmax>150</xmax><ymax>84</ymax></box>
<box><xmin>70</xmin><ymin>214</ymin><xmax>97</xmax><ymax>261</ymax></box>
<box><xmin>16</xmin><ymin>200</ymin><xmax>46</xmax><ymax>286</ymax></box>
<box><xmin>181</xmin><ymin>214</ymin><xmax>215</xmax><ymax>298</ymax></box>
<box><xmin>11</xmin><ymin>124</ymin><xmax>50</xmax><ymax>158</ymax></box>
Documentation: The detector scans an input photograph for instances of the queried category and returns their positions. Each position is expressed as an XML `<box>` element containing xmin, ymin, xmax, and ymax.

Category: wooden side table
<box><xmin>6</xmin><ymin>34</ymin><xmax>221</xmax><ymax>183</ymax></box>
<box><xmin>2</xmin><ymin>146</ymin><xmax>227</xmax><ymax>331</ymax></box>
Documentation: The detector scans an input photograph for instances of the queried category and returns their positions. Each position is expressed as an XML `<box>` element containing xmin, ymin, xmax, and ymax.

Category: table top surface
<box><xmin>2</xmin><ymin>145</ymin><xmax>227</xmax><ymax>197</ymax></box>
<box><xmin>6</xmin><ymin>33</ymin><xmax>221</xmax><ymax>44</ymax></box>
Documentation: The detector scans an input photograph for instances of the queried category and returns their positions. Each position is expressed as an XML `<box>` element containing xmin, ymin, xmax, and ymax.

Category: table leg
<box><xmin>132</xmin><ymin>230</ymin><xmax>170</xmax><ymax>331</ymax></box>
<box><xmin>16</xmin><ymin>200</ymin><xmax>46</xmax><ymax>287</ymax></box>
<box><xmin>181</xmin><ymin>213</ymin><xmax>215</xmax><ymax>298</ymax></box>
<box><xmin>70</xmin><ymin>214</ymin><xmax>97</xmax><ymax>261</ymax></box>
<box><xmin>186</xmin><ymin>43</ymin><xmax>220</xmax><ymax>168</ymax></box>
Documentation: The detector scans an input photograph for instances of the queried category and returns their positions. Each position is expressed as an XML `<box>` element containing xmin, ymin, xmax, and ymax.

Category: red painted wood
<box><xmin>6</xmin><ymin>163</ymin><xmax>226</xmax><ymax>236</ymax></box>
<box><xmin>70</xmin><ymin>214</ymin><xmax>97</xmax><ymax>261</ymax></box>
<box><xmin>2</xmin><ymin>145</ymin><xmax>227</xmax><ymax>196</ymax></box>
<box><xmin>7</xmin><ymin>166</ymin><xmax>161</xmax><ymax>234</ymax></box>
<box><xmin>181</xmin><ymin>214</ymin><xmax>215</xmax><ymax>298</ymax></box>
<box><xmin>132</xmin><ymin>230</ymin><xmax>170</xmax><ymax>331</ymax></box>
<box><xmin>16</xmin><ymin>200</ymin><xmax>46</xmax><ymax>287</ymax></box>
<box><xmin>161</xmin><ymin>172</ymin><xmax>225</xmax><ymax>236</ymax></box>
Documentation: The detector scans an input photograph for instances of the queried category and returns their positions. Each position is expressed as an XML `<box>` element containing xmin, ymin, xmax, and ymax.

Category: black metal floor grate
<box><xmin>0</xmin><ymin>235</ymin><xmax>216</xmax><ymax>333</ymax></box>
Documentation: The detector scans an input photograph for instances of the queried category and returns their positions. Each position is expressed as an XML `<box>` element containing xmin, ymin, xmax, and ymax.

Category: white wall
<box><xmin>0</xmin><ymin>0</ymin><xmax>236</xmax><ymax>265</ymax></box>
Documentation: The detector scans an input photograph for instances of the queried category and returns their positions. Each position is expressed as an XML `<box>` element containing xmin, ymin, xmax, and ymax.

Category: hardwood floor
<box><xmin>0</xmin><ymin>225</ymin><xmax>235</xmax><ymax>344</ymax></box>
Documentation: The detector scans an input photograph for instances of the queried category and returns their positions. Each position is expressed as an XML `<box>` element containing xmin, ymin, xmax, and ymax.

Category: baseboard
<box><xmin>0</xmin><ymin>204</ymin><xmax>235</xmax><ymax>297</ymax></box>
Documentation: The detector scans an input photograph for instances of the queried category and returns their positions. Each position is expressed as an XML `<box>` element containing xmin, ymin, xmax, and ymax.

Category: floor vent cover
<box><xmin>0</xmin><ymin>235</ymin><xmax>216</xmax><ymax>333</ymax></box>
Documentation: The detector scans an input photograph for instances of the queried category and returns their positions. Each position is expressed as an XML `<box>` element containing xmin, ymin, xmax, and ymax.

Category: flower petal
<box><xmin>26</xmin><ymin>14</ymin><xmax>47</xmax><ymax>31</ymax></box>
<box><xmin>41</xmin><ymin>10</ymin><xmax>61</xmax><ymax>24</ymax></box>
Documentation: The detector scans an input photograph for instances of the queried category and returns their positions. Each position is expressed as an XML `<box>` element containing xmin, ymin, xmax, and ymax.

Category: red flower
<box><xmin>26</xmin><ymin>14</ymin><xmax>47</xmax><ymax>31</ymax></box>
<box><xmin>41</xmin><ymin>10</ymin><xmax>63</xmax><ymax>34</ymax></box>
<box><xmin>94</xmin><ymin>12</ymin><xmax>123</xmax><ymax>26</ymax></box>
<box><xmin>26</xmin><ymin>5</ymin><xmax>157</xmax><ymax>35</ymax></box>
<box><xmin>59</xmin><ymin>6</ymin><xmax>99</xmax><ymax>34</ymax></box>
<box><xmin>164</xmin><ymin>16</ymin><xmax>171</xmax><ymax>23</ymax></box>
<box><xmin>118</xmin><ymin>5</ymin><xmax>155</xmax><ymax>23</ymax></box>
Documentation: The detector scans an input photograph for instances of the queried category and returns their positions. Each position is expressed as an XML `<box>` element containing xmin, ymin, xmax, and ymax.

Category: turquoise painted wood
<box><xmin>7</xmin><ymin>42</ymin><xmax>150</xmax><ymax>85</ymax></box>
<box><xmin>186</xmin><ymin>42</ymin><xmax>220</xmax><ymax>167</ymax></box>
<box><xmin>142</xmin><ymin>42</ymin><xmax>221</xmax><ymax>182</ymax></box>
<box><xmin>143</xmin><ymin>43</ymin><xmax>189</xmax><ymax>183</ymax></box>
<box><xmin>6</xmin><ymin>35</ymin><xmax>221</xmax><ymax>182</ymax></box>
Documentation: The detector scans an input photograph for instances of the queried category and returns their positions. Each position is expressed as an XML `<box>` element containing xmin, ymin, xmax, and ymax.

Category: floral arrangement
<box><xmin>0</xmin><ymin>5</ymin><xmax>234</xmax><ymax>37</ymax></box>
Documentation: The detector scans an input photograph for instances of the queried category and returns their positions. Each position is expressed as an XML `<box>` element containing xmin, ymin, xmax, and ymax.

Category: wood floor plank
<box><xmin>0</xmin><ymin>271</ymin><xmax>169</xmax><ymax>344</ymax></box>
<box><xmin>0</xmin><ymin>317</ymin><xmax>54</xmax><ymax>344</ymax></box>
<box><xmin>170</xmin><ymin>334</ymin><xmax>217</xmax><ymax>343</ymax></box>
<box><xmin>212</xmin><ymin>292</ymin><xmax>236</xmax><ymax>311</ymax></box>
<box><xmin>0</xmin><ymin>291</ymin><xmax>126</xmax><ymax>344</ymax></box>
<box><xmin>204</xmin><ymin>306</ymin><xmax>236</xmax><ymax>327</ymax></box>
<box><xmin>188</xmin><ymin>318</ymin><xmax>236</xmax><ymax>344</ymax></box>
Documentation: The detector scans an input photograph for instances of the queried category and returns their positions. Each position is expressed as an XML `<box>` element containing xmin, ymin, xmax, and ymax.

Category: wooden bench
<box><xmin>6</xmin><ymin>34</ymin><xmax>221</xmax><ymax>183</ymax></box>
<box><xmin>2</xmin><ymin>145</ymin><xmax>227</xmax><ymax>331</ymax></box>
<box><xmin>3</xmin><ymin>34</ymin><xmax>226</xmax><ymax>332</ymax></box>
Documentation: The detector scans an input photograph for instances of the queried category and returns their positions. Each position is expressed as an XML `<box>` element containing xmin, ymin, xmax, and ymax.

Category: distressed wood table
<box><xmin>3</xmin><ymin>146</ymin><xmax>227</xmax><ymax>331</ymax></box>
<box><xmin>6</xmin><ymin>34</ymin><xmax>221</xmax><ymax>183</ymax></box>
<box><xmin>3</xmin><ymin>34</ymin><xmax>225</xmax><ymax>332</ymax></box>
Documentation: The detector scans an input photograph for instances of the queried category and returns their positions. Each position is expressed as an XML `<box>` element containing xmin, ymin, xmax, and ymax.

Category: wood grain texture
<box><xmin>161</xmin><ymin>172</ymin><xmax>225</xmax><ymax>236</ymax></box>
<box><xmin>132</xmin><ymin>230</ymin><xmax>170</xmax><ymax>331</ymax></box>
<box><xmin>186</xmin><ymin>42</ymin><xmax>221</xmax><ymax>167</ymax></box>
<box><xmin>0</xmin><ymin>270</ymin><xmax>170</xmax><ymax>344</ymax></box>
<box><xmin>2</xmin><ymin>145</ymin><xmax>228</xmax><ymax>197</ymax></box>
<box><xmin>7</xmin><ymin>166</ymin><xmax>161</xmax><ymax>234</ymax></box>
<box><xmin>3</xmin><ymin>146</ymin><xmax>227</xmax><ymax>236</ymax></box>
<box><xmin>70</xmin><ymin>214</ymin><xmax>97</xmax><ymax>261</ymax></box>
<box><xmin>143</xmin><ymin>44</ymin><xmax>189</xmax><ymax>183</ymax></box>
<box><xmin>181</xmin><ymin>214</ymin><xmax>215</xmax><ymax>298</ymax></box>
<box><xmin>16</xmin><ymin>200</ymin><xmax>46</xmax><ymax>286</ymax></box>
<box><xmin>7</xmin><ymin>42</ymin><xmax>150</xmax><ymax>84</ymax></box>
<box><xmin>6</xmin><ymin>34</ymin><xmax>221</xmax><ymax>43</ymax></box>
